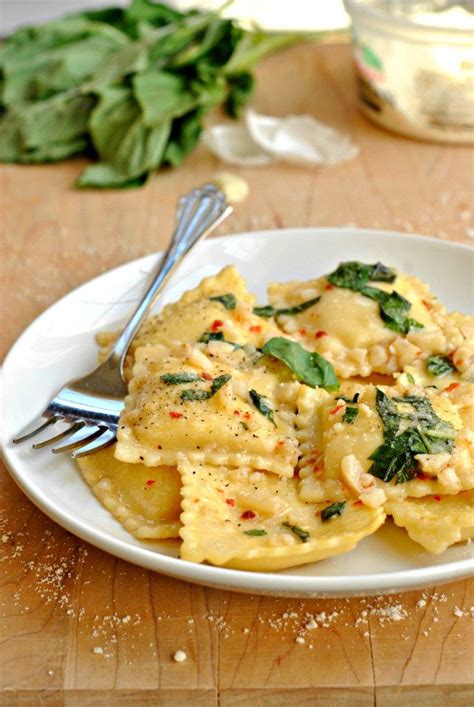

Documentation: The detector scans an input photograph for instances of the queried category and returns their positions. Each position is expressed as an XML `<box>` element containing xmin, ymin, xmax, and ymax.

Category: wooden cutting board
<box><xmin>1</xmin><ymin>43</ymin><xmax>473</xmax><ymax>705</ymax></box>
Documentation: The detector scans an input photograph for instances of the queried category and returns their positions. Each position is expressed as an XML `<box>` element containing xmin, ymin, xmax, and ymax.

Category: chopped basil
<box><xmin>427</xmin><ymin>355</ymin><xmax>456</xmax><ymax>378</ymax></box>
<box><xmin>368</xmin><ymin>388</ymin><xmax>456</xmax><ymax>484</ymax></box>
<box><xmin>210</xmin><ymin>374</ymin><xmax>232</xmax><ymax>395</ymax></box>
<box><xmin>253</xmin><ymin>305</ymin><xmax>277</xmax><ymax>318</ymax></box>
<box><xmin>199</xmin><ymin>331</ymin><xmax>241</xmax><ymax>348</ymax></box>
<box><xmin>180</xmin><ymin>389</ymin><xmax>211</xmax><ymax>401</ymax></box>
<box><xmin>282</xmin><ymin>522</ymin><xmax>309</xmax><ymax>543</ymax></box>
<box><xmin>244</xmin><ymin>529</ymin><xmax>267</xmax><ymax>537</ymax></box>
<box><xmin>327</xmin><ymin>261</ymin><xmax>422</xmax><ymax>335</ymax></box>
<box><xmin>406</xmin><ymin>372</ymin><xmax>416</xmax><ymax>385</ymax></box>
<box><xmin>261</xmin><ymin>337</ymin><xmax>339</xmax><ymax>391</ymax></box>
<box><xmin>361</xmin><ymin>286</ymin><xmax>423</xmax><ymax>335</ymax></box>
<box><xmin>209</xmin><ymin>293</ymin><xmax>237</xmax><ymax>310</ymax></box>
<box><xmin>342</xmin><ymin>406</ymin><xmax>359</xmax><ymax>424</ymax></box>
<box><xmin>338</xmin><ymin>393</ymin><xmax>360</xmax><ymax>404</ymax></box>
<box><xmin>321</xmin><ymin>501</ymin><xmax>346</xmax><ymax>521</ymax></box>
<box><xmin>327</xmin><ymin>261</ymin><xmax>396</xmax><ymax>289</ymax></box>
<box><xmin>180</xmin><ymin>374</ymin><xmax>231</xmax><ymax>401</ymax></box>
<box><xmin>160</xmin><ymin>372</ymin><xmax>203</xmax><ymax>385</ymax></box>
<box><xmin>253</xmin><ymin>296</ymin><xmax>320</xmax><ymax>319</ymax></box>
<box><xmin>249</xmin><ymin>389</ymin><xmax>276</xmax><ymax>426</ymax></box>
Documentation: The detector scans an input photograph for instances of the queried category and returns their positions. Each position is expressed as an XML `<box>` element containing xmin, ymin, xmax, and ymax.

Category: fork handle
<box><xmin>107</xmin><ymin>184</ymin><xmax>232</xmax><ymax>375</ymax></box>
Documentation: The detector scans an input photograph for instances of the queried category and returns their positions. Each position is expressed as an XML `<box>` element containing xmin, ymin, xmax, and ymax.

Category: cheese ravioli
<box><xmin>179</xmin><ymin>460</ymin><xmax>385</xmax><ymax>571</ymax></box>
<box><xmin>267</xmin><ymin>266</ymin><xmax>469</xmax><ymax>379</ymax></box>
<box><xmin>115</xmin><ymin>341</ymin><xmax>301</xmax><ymax>476</ymax></box>
<box><xmin>298</xmin><ymin>381</ymin><xmax>474</xmax><ymax>506</ymax></box>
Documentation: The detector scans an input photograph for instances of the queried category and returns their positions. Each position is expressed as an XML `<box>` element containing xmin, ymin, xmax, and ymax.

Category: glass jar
<box><xmin>344</xmin><ymin>1</ymin><xmax>474</xmax><ymax>143</ymax></box>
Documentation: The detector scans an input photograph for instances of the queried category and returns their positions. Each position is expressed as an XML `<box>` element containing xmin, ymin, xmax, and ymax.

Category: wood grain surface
<box><xmin>1</xmin><ymin>43</ymin><xmax>473</xmax><ymax>706</ymax></box>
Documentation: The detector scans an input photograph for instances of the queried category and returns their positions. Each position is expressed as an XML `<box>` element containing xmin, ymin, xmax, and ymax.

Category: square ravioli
<box><xmin>298</xmin><ymin>380</ymin><xmax>474</xmax><ymax>506</ymax></box>
<box><xmin>179</xmin><ymin>460</ymin><xmax>385</xmax><ymax>571</ymax></box>
<box><xmin>97</xmin><ymin>265</ymin><xmax>281</xmax><ymax>379</ymax></box>
<box><xmin>115</xmin><ymin>341</ymin><xmax>301</xmax><ymax>476</ymax></box>
<box><xmin>266</xmin><ymin>262</ymin><xmax>471</xmax><ymax>379</ymax></box>
<box><xmin>385</xmin><ymin>491</ymin><xmax>474</xmax><ymax>554</ymax></box>
<box><xmin>77</xmin><ymin>446</ymin><xmax>182</xmax><ymax>539</ymax></box>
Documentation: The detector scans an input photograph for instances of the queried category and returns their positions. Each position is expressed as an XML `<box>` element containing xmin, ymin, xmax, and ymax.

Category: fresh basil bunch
<box><xmin>0</xmin><ymin>0</ymin><xmax>307</xmax><ymax>188</ymax></box>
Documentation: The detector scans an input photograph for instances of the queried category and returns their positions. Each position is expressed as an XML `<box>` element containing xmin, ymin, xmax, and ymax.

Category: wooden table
<box><xmin>1</xmin><ymin>43</ymin><xmax>473</xmax><ymax>706</ymax></box>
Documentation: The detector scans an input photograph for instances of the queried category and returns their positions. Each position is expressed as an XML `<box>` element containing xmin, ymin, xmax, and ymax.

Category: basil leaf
<box><xmin>327</xmin><ymin>261</ymin><xmax>422</xmax><ymax>334</ymax></box>
<box><xmin>321</xmin><ymin>502</ymin><xmax>346</xmax><ymax>521</ymax></box>
<box><xmin>133</xmin><ymin>70</ymin><xmax>197</xmax><ymax>126</ymax></box>
<box><xmin>86</xmin><ymin>86</ymin><xmax>171</xmax><ymax>182</ymax></box>
<box><xmin>368</xmin><ymin>388</ymin><xmax>456</xmax><ymax>484</ymax></box>
<box><xmin>209</xmin><ymin>293</ymin><xmax>237</xmax><ymax>310</ymax></box>
<box><xmin>244</xmin><ymin>529</ymin><xmax>267</xmax><ymax>537</ymax></box>
<box><xmin>249</xmin><ymin>389</ymin><xmax>276</xmax><ymax>426</ymax></box>
<box><xmin>160</xmin><ymin>372</ymin><xmax>203</xmax><ymax>385</ymax></box>
<box><xmin>0</xmin><ymin>2</ymin><xmax>306</xmax><ymax>187</ymax></box>
<box><xmin>261</xmin><ymin>337</ymin><xmax>339</xmax><ymax>391</ymax></box>
<box><xmin>253</xmin><ymin>297</ymin><xmax>320</xmax><ymax>319</ymax></box>
<box><xmin>210</xmin><ymin>374</ymin><xmax>231</xmax><ymax>395</ymax></box>
<box><xmin>253</xmin><ymin>305</ymin><xmax>277</xmax><ymax>318</ymax></box>
<box><xmin>180</xmin><ymin>389</ymin><xmax>211</xmax><ymax>401</ymax></box>
<box><xmin>198</xmin><ymin>331</ymin><xmax>241</xmax><ymax>348</ymax></box>
<box><xmin>180</xmin><ymin>374</ymin><xmax>231</xmax><ymax>401</ymax></box>
<box><xmin>342</xmin><ymin>406</ymin><xmax>359</xmax><ymax>424</ymax></box>
<box><xmin>360</xmin><ymin>286</ymin><xmax>423</xmax><ymax>335</ymax></box>
<box><xmin>225</xmin><ymin>71</ymin><xmax>254</xmax><ymax>118</ymax></box>
<box><xmin>282</xmin><ymin>522</ymin><xmax>310</xmax><ymax>543</ymax></box>
<box><xmin>327</xmin><ymin>261</ymin><xmax>396</xmax><ymax>288</ymax></box>
<box><xmin>427</xmin><ymin>355</ymin><xmax>456</xmax><ymax>378</ymax></box>
<box><xmin>337</xmin><ymin>393</ymin><xmax>360</xmax><ymax>403</ymax></box>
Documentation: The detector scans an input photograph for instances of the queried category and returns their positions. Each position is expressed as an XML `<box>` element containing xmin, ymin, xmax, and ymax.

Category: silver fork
<box><xmin>12</xmin><ymin>184</ymin><xmax>232</xmax><ymax>458</ymax></box>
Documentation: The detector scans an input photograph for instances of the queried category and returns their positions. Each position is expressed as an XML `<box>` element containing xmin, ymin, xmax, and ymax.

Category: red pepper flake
<box><xmin>417</xmin><ymin>472</ymin><xmax>431</xmax><ymax>481</ymax></box>
<box><xmin>169</xmin><ymin>411</ymin><xmax>183</xmax><ymax>419</ymax></box>
<box><xmin>433</xmin><ymin>495</ymin><xmax>442</xmax><ymax>501</ymax></box>
<box><xmin>456</xmin><ymin>359</ymin><xmax>464</xmax><ymax>367</ymax></box>
<box><xmin>276</xmin><ymin>440</ymin><xmax>285</xmax><ymax>446</ymax></box>
<box><xmin>241</xmin><ymin>510</ymin><xmax>256</xmax><ymax>520</ymax></box>
<box><xmin>445</xmin><ymin>382</ymin><xmax>460</xmax><ymax>393</ymax></box>
<box><xmin>210</xmin><ymin>319</ymin><xmax>224</xmax><ymax>332</ymax></box>
<box><xmin>225</xmin><ymin>498</ymin><xmax>235</xmax><ymax>507</ymax></box>
<box><xmin>416</xmin><ymin>351</ymin><xmax>423</xmax><ymax>357</ymax></box>
<box><xmin>243</xmin><ymin>412</ymin><xmax>251</xmax><ymax>420</ymax></box>
<box><xmin>202</xmin><ymin>372</ymin><xmax>212</xmax><ymax>381</ymax></box>
<box><xmin>329</xmin><ymin>404</ymin><xmax>344</xmax><ymax>415</ymax></box>
<box><xmin>146</xmin><ymin>479</ymin><xmax>156</xmax><ymax>486</ymax></box>
<box><xmin>422</xmin><ymin>299</ymin><xmax>432</xmax><ymax>311</ymax></box>
<box><xmin>293</xmin><ymin>468</ymin><xmax>300</xmax><ymax>478</ymax></box>
<box><xmin>249</xmin><ymin>325</ymin><xmax>262</xmax><ymax>333</ymax></box>
<box><xmin>325</xmin><ymin>283</ymin><xmax>334</xmax><ymax>291</ymax></box>
<box><xmin>353</xmin><ymin>500</ymin><xmax>363</xmax><ymax>507</ymax></box>
<box><xmin>313</xmin><ymin>465</ymin><xmax>323</xmax><ymax>473</ymax></box>
<box><xmin>298</xmin><ymin>328</ymin><xmax>307</xmax><ymax>336</ymax></box>
<box><xmin>315</xmin><ymin>330</ymin><xmax>327</xmax><ymax>339</ymax></box>
<box><xmin>233</xmin><ymin>409</ymin><xmax>240</xmax><ymax>416</ymax></box>
<box><xmin>306</xmin><ymin>458</ymin><xmax>315</xmax><ymax>465</ymax></box>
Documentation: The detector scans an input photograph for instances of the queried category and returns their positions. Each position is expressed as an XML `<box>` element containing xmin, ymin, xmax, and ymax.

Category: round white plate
<box><xmin>2</xmin><ymin>228</ymin><xmax>473</xmax><ymax>597</ymax></box>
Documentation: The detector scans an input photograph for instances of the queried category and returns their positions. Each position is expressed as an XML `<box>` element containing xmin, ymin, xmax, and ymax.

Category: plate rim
<box><xmin>2</xmin><ymin>226</ymin><xmax>473</xmax><ymax>595</ymax></box>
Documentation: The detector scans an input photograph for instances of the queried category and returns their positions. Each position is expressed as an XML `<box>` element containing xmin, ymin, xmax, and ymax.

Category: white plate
<box><xmin>2</xmin><ymin>228</ymin><xmax>473</xmax><ymax>597</ymax></box>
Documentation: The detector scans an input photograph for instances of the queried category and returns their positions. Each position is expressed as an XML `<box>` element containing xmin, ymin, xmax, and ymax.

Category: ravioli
<box><xmin>115</xmin><ymin>341</ymin><xmax>301</xmax><ymax>476</ymax></box>
<box><xmin>84</xmin><ymin>260</ymin><xmax>473</xmax><ymax>566</ymax></box>
<box><xmin>179</xmin><ymin>460</ymin><xmax>385</xmax><ymax>571</ymax></box>
<box><xmin>266</xmin><ymin>266</ymin><xmax>468</xmax><ymax>378</ymax></box>
<box><xmin>97</xmin><ymin>266</ymin><xmax>281</xmax><ymax>379</ymax></box>
<box><xmin>298</xmin><ymin>381</ymin><xmax>474</xmax><ymax>506</ymax></box>
<box><xmin>386</xmin><ymin>492</ymin><xmax>474</xmax><ymax>554</ymax></box>
<box><xmin>77</xmin><ymin>446</ymin><xmax>181</xmax><ymax>539</ymax></box>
